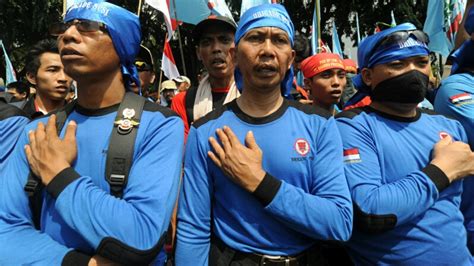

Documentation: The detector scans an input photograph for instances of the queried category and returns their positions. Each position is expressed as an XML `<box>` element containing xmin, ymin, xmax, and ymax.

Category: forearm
<box><xmin>255</xmin><ymin>174</ymin><xmax>353</xmax><ymax>241</ymax></box>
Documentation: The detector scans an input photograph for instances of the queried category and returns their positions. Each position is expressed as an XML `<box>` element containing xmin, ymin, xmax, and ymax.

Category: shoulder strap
<box><xmin>185</xmin><ymin>86</ymin><xmax>198</xmax><ymax>127</ymax></box>
<box><xmin>105</xmin><ymin>92</ymin><xmax>145</xmax><ymax>198</ymax></box>
<box><xmin>24</xmin><ymin>101</ymin><xmax>76</xmax><ymax>229</ymax></box>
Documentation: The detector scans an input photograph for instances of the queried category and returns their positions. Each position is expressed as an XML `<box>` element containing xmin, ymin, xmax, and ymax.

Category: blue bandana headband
<box><xmin>65</xmin><ymin>1</ymin><xmax>142</xmax><ymax>89</ymax></box>
<box><xmin>346</xmin><ymin>23</ymin><xmax>430</xmax><ymax>107</ymax></box>
<box><xmin>234</xmin><ymin>4</ymin><xmax>295</xmax><ymax>98</ymax></box>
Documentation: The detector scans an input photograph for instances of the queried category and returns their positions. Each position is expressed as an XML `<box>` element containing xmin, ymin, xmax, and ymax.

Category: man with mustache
<box><xmin>171</xmin><ymin>15</ymin><xmax>240</xmax><ymax>139</ymax></box>
<box><xmin>175</xmin><ymin>4</ymin><xmax>352</xmax><ymax>265</ymax></box>
<box><xmin>23</xmin><ymin>39</ymin><xmax>73</xmax><ymax>118</ymax></box>
<box><xmin>0</xmin><ymin>2</ymin><xmax>183</xmax><ymax>265</ymax></box>
<box><xmin>336</xmin><ymin>23</ymin><xmax>474</xmax><ymax>264</ymax></box>
<box><xmin>301</xmin><ymin>53</ymin><xmax>347</xmax><ymax>115</ymax></box>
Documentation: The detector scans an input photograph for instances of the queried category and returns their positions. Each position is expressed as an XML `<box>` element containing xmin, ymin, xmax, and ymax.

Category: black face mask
<box><xmin>371</xmin><ymin>70</ymin><xmax>429</xmax><ymax>103</ymax></box>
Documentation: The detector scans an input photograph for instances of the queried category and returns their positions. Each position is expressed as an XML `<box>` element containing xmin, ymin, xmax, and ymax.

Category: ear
<box><xmin>229</xmin><ymin>46</ymin><xmax>237</xmax><ymax>67</ymax></box>
<box><xmin>361</xmin><ymin>68</ymin><xmax>373</xmax><ymax>87</ymax></box>
<box><xmin>303</xmin><ymin>78</ymin><xmax>312</xmax><ymax>90</ymax></box>
<box><xmin>288</xmin><ymin>50</ymin><xmax>296</xmax><ymax>71</ymax></box>
<box><xmin>196</xmin><ymin>46</ymin><xmax>202</xmax><ymax>61</ymax></box>
<box><xmin>26</xmin><ymin>72</ymin><xmax>37</xmax><ymax>86</ymax></box>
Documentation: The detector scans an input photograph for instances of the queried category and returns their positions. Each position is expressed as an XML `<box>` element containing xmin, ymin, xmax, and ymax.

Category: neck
<box><xmin>370</xmin><ymin>101</ymin><xmax>418</xmax><ymax>118</ymax></box>
<box><xmin>237</xmin><ymin>86</ymin><xmax>283</xmax><ymax>118</ymax></box>
<box><xmin>34</xmin><ymin>94</ymin><xmax>64</xmax><ymax>113</ymax></box>
<box><xmin>208</xmin><ymin>74</ymin><xmax>234</xmax><ymax>89</ymax></box>
<box><xmin>313</xmin><ymin>101</ymin><xmax>335</xmax><ymax>114</ymax></box>
<box><xmin>76</xmin><ymin>70</ymin><xmax>125</xmax><ymax>109</ymax></box>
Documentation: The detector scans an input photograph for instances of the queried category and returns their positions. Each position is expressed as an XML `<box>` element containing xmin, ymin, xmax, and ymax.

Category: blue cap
<box><xmin>234</xmin><ymin>4</ymin><xmax>294</xmax><ymax>98</ymax></box>
<box><xmin>65</xmin><ymin>1</ymin><xmax>142</xmax><ymax>89</ymax></box>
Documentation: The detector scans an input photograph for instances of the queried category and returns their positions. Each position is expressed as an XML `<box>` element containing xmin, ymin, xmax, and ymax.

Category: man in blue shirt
<box><xmin>0</xmin><ymin>2</ymin><xmax>183</xmax><ymax>265</ymax></box>
<box><xmin>336</xmin><ymin>23</ymin><xmax>474</xmax><ymax>265</ymax></box>
<box><xmin>0</xmin><ymin>97</ymin><xmax>29</xmax><ymax>169</ymax></box>
<box><xmin>175</xmin><ymin>4</ymin><xmax>352</xmax><ymax>266</ymax></box>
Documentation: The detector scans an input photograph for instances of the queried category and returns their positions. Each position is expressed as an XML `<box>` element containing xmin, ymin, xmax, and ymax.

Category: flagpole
<box><xmin>63</xmin><ymin>0</ymin><xmax>67</xmax><ymax>15</ymax></box>
<box><xmin>316</xmin><ymin>0</ymin><xmax>321</xmax><ymax>52</ymax></box>
<box><xmin>355</xmin><ymin>12</ymin><xmax>361</xmax><ymax>45</ymax></box>
<box><xmin>171</xmin><ymin>0</ymin><xmax>187</xmax><ymax>76</ymax></box>
<box><xmin>137</xmin><ymin>0</ymin><xmax>143</xmax><ymax>17</ymax></box>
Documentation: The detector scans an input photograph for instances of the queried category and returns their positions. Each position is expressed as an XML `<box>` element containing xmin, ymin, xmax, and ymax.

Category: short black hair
<box><xmin>7</xmin><ymin>80</ymin><xmax>30</xmax><ymax>98</ymax></box>
<box><xmin>24</xmin><ymin>39</ymin><xmax>59</xmax><ymax>76</ymax></box>
<box><xmin>294</xmin><ymin>32</ymin><xmax>310</xmax><ymax>63</ymax></box>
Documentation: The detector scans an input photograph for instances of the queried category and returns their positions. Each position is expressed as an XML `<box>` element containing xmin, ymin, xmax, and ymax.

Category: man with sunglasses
<box><xmin>131</xmin><ymin>45</ymin><xmax>156</xmax><ymax>98</ymax></box>
<box><xmin>336</xmin><ymin>23</ymin><xmax>474</xmax><ymax>264</ymax></box>
<box><xmin>0</xmin><ymin>2</ymin><xmax>183</xmax><ymax>265</ymax></box>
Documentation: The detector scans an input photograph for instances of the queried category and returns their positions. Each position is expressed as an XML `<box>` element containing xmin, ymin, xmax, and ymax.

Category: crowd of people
<box><xmin>1</xmin><ymin>1</ymin><xmax>474</xmax><ymax>265</ymax></box>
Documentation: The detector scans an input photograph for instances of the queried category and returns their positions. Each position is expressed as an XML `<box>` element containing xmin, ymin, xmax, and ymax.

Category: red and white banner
<box><xmin>161</xmin><ymin>39</ymin><xmax>180</xmax><ymax>80</ymax></box>
<box><xmin>146</xmin><ymin>0</ymin><xmax>175</xmax><ymax>40</ymax></box>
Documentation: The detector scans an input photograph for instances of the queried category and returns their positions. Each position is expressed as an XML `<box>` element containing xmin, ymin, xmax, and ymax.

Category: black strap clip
<box><xmin>24</xmin><ymin>179</ymin><xmax>40</xmax><ymax>196</ymax></box>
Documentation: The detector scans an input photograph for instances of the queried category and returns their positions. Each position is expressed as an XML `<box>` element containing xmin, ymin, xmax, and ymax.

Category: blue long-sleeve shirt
<box><xmin>0</xmin><ymin>100</ymin><xmax>29</xmax><ymax>170</ymax></box>
<box><xmin>0</xmin><ymin>102</ymin><xmax>184</xmax><ymax>265</ymax></box>
<box><xmin>434</xmin><ymin>73</ymin><xmax>474</xmax><ymax>149</ymax></box>
<box><xmin>336</xmin><ymin>106</ymin><xmax>472</xmax><ymax>265</ymax></box>
<box><xmin>175</xmin><ymin>99</ymin><xmax>353</xmax><ymax>265</ymax></box>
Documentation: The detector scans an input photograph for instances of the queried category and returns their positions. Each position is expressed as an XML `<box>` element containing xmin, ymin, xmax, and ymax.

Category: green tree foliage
<box><xmin>0</xmin><ymin>0</ymin><xmax>432</xmax><ymax>83</ymax></box>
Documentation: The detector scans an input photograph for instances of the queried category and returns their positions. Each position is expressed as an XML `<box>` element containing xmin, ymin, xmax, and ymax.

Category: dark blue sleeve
<box><xmin>0</xmin><ymin>126</ymin><xmax>72</xmax><ymax>265</ymax></box>
<box><xmin>434</xmin><ymin>81</ymin><xmax>474</xmax><ymax>149</ymax></box>
<box><xmin>175</xmin><ymin>126</ymin><xmax>213</xmax><ymax>265</ymax></box>
<box><xmin>336</xmin><ymin>117</ymin><xmax>442</xmax><ymax>228</ymax></box>
<box><xmin>49</xmin><ymin>115</ymin><xmax>184</xmax><ymax>253</ymax></box>
<box><xmin>259</xmin><ymin>118</ymin><xmax>353</xmax><ymax>241</ymax></box>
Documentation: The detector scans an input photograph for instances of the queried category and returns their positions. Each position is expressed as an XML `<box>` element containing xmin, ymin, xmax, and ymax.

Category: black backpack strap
<box><xmin>185</xmin><ymin>86</ymin><xmax>198</xmax><ymax>127</ymax></box>
<box><xmin>105</xmin><ymin>92</ymin><xmax>146</xmax><ymax>198</ymax></box>
<box><xmin>24</xmin><ymin>101</ymin><xmax>76</xmax><ymax>229</ymax></box>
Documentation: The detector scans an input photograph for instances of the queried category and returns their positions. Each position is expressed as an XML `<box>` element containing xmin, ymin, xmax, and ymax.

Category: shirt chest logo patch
<box><xmin>449</xmin><ymin>93</ymin><xmax>473</xmax><ymax>106</ymax></box>
<box><xmin>439</xmin><ymin>131</ymin><xmax>451</xmax><ymax>139</ymax></box>
<box><xmin>343</xmin><ymin>148</ymin><xmax>361</xmax><ymax>163</ymax></box>
<box><xmin>294</xmin><ymin>138</ymin><xmax>310</xmax><ymax>156</ymax></box>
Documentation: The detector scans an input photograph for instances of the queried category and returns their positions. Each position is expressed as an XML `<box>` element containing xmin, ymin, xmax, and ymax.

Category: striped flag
<box><xmin>450</xmin><ymin>92</ymin><xmax>473</xmax><ymax>105</ymax></box>
<box><xmin>146</xmin><ymin>0</ymin><xmax>175</xmax><ymax>41</ymax></box>
<box><xmin>0</xmin><ymin>40</ymin><xmax>17</xmax><ymax>85</ymax></box>
<box><xmin>343</xmin><ymin>148</ymin><xmax>361</xmax><ymax>163</ymax></box>
<box><xmin>311</xmin><ymin>0</ymin><xmax>321</xmax><ymax>55</ymax></box>
<box><xmin>332</xmin><ymin>20</ymin><xmax>343</xmax><ymax>57</ymax></box>
<box><xmin>161</xmin><ymin>39</ymin><xmax>180</xmax><ymax>80</ymax></box>
<box><xmin>423</xmin><ymin>0</ymin><xmax>466</xmax><ymax>56</ymax></box>
<box><xmin>240</xmin><ymin>0</ymin><xmax>272</xmax><ymax>17</ymax></box>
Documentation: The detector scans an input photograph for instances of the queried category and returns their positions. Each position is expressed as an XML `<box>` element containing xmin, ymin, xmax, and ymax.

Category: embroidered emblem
<box><xmin>294</xmin><ymin>138</ymin><xmax>310</xmax><ymax>156</ymax></box>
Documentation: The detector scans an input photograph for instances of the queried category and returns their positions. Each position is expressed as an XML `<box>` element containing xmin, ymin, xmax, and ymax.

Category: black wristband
<box><xmin>46</xmin><ymin>167</ymin><xmax>81</xmax><ymax>199</ymax></box>
<box><xmin>62</xmin><ymin>250</ymin><xmax>91</xmax><ymax>266</ymax></box>
<box><xmin>422</xmin><ymin>164</ymin><xmax>450</xmax><ymax>192</ymax></box>
<box><xmin>252</xmin><ymin>173</ymin><xmax>282</xmax><ymax>206</ymax></box>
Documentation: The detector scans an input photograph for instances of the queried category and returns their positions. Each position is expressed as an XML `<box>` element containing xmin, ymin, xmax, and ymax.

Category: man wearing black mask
<box><xmin>335</xmin><ymin>23</ymin><xmax>474</xmax><ymax>264</ymax></box>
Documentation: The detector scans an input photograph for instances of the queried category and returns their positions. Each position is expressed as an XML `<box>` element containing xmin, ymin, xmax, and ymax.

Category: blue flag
<box><xmin>332</xmin><ymin>20</ymin><xmax>343</xmax><ymax>57</ymax></box>
<box><xmin>423</xmin><ymin>0</ymin><xmax>466</xmax><ymax>56</ymax></box>
<box><xmin>240</xmin><ymin>0</ymin><xmax>272</xmax><ymax>17</ymax></box>
<box><xmin>0</xmin><ymin>40</ymin><xmax>17</xmax><ymax>85</ymax></box>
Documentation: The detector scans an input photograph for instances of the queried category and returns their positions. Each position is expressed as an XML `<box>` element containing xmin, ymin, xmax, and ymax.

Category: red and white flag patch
<box><xmin>449</xmin><ymin>93</ymin><xmax>473</xmax><ymax>106</ymax></box>
<box><xmin>343</xmin><ymin>148</ymin><xmax>361</xmax><ymax>163</ymax></box>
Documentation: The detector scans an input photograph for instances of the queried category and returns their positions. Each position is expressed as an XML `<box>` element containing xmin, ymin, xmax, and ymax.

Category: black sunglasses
<box><xmin>49</xmin><ymin>19</ymin><xmax>107</xmax><ymax>36</ymax></box>
<box><xmin>375</xmin><ymin>30</ymin><xmax>430</xmax><ymax>51</ymax></box>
